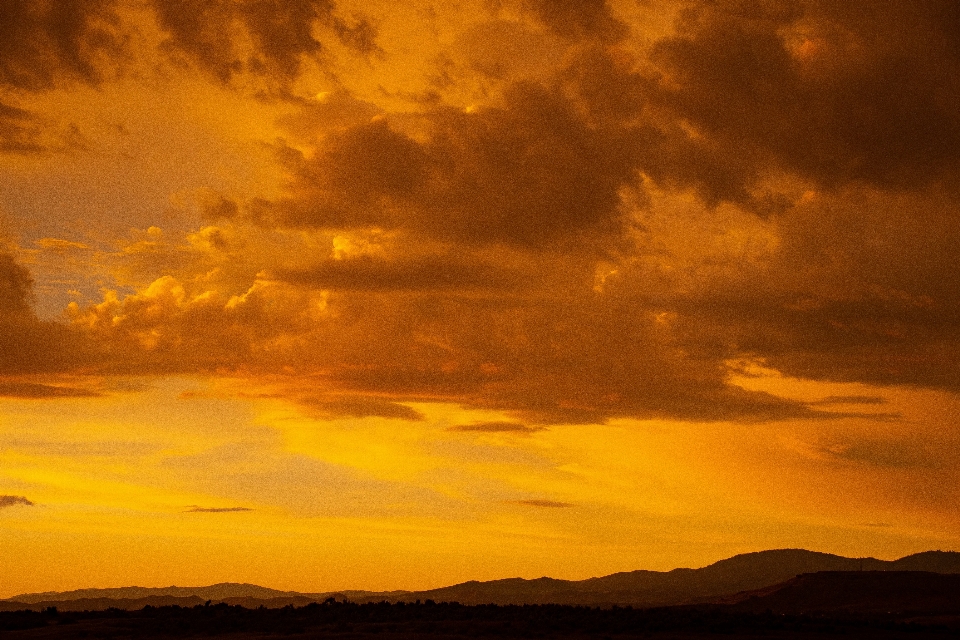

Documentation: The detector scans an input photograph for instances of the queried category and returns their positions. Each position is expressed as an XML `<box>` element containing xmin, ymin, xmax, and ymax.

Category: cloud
<box><xmin>291</xmin><ymin>394</ymin><xmax>425</xmax><ymax>421</ymax></box>
<box><xmin>35</xmin><ymin>238</ymin><xmax>90</xmax><ymax>251</ymax></box>
<box><xmin>0</xmin><ymin>382</ymin><xmax>98</xmax><ymax>399</ymax></box>
<box><xmin>259</xmin><ymin>82</ymin><xmax>641</xmax><ymax>251</ymax></box>
<box><xmin>150</xmin><ymin>0</ymin><xmax>378</xmax><ymax>85</ymax></box>
<box><xmin>273</xmin><ymin>254</ymin><xmax>527</xmax><ymax>293</ymax></box>
<box><xmin>0</xmin><ymin>0</ymin><xmax>125</xmax><ymax>90</ymax></box>
<box><xmin>0</xmin><ymin>495</ymin><xmax>34</xmax><ymax>509</ymax></box>
<box><xmin>16</xmin><ymin>0</ymin><xmax>960</xmax><ymax>427</ymax></box>
<box><xmin>817</xmin><ymin>438</ymin><xmax>943</xmax><ymax>470</ymax></box>
<box><xmin>68</xmin><ymin>248</ymin><xmax>829</xmax><ymax>424</ymax></box>
<box><xmin>518</xmin><ymin>0</ymin><xmax>628</xmax><ymax>42</ymax></box>
<box><xmin>0</xmin><ymin>101</ymin><xmax>44</xmax><ymax>153</ymax></box>
<box><xmin>0</xmin><ymin>0</ymin><xmax>378</xmax><ymax>96</ymax></box>
<box><xmin>0</xmin><ymin>252</ymin><xmax>91</xmax><ymax>376</ymax></box>
<box><xmin>809</xmin><ymin>396</ymin><xmax>887</xmax><ymax>406</ymax></box>
<box><xmin>452</xmin><ymin>20</ymin><xmax>565</xmax><ymax>83</ymax></box>
<box><xmin>690</xmin><ymin>187</ymin><xmax>960</xmax><ymax>392</ymax></box>
<box><xmin>648</xmin><ymin>0</ymin><xmax>960</xmax><ymax>192</ymax></box>
<box><xmin>5</xmin><ymin>1</ymin><xmax>960</xmax><ymax>568</ymax></box>
<box><xmin>66</xmin><ymin>273</ymin><xmax>331</xmax><ymax>374</ymax></box>
<box><xmin>0</xmin><ymin>251</ymin><xmax>33</xmax><ymax>315</ymax></box>
<box><xmin>448</xmin><ymin>422</ymin><xmax>542</xmax><ymax>433</ymax></box>
<box><xmin>515</xmin><ymin>499</ymin><xmax>573</xmax><ymax>508</ymax></box>
<box><xmin>275</xmin><ymin>90</ymin><xmax>383</xmax><ymax>140</ymax></box>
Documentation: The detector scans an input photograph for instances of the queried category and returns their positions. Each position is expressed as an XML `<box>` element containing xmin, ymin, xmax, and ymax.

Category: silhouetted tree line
<box><xmin>0</xmin><ymin>600</ymin><xmax>955</xmax><ymax>637</ymax></box>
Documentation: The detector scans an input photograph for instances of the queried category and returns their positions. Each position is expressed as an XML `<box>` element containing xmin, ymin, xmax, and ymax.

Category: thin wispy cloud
<box><xmin>0</xmin><ymin>382</ymin><xmax>99</xmax><ymax>399</ymax></box>
<box><xmin>0</xmin><ymin>495</ymin><xmax>34</xmax><ymax>509</ymax></box>
<box><xmin>515</xmin><ymin>500</ymin><xmax>573</xmax><ymax>509</ymax></box>
<box><xmin>810</xmin><ymin>396</ymin><xmax>888</xmax><ymax>406</ymax></box>
<box><xmin>448</xmin><ymin>422</ymin><xmax>544</xmax><ymax>433</ymax></box>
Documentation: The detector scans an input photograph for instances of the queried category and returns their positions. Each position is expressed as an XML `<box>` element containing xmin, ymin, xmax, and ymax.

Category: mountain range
<box><xmin>4</xmin><ymin>549</ymin><xmax>959</xmax><ymax>612</ymax></box>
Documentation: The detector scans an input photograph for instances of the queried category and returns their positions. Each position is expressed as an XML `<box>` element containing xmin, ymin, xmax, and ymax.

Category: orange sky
<box><xmin>2</xmin><ymin>0</ymin><xmax>960</xmax><ymax>598</ymax></box>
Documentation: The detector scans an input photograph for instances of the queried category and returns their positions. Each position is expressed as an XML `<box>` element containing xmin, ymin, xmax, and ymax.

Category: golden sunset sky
<box><xmin>1</xmin><ymin>0</ymin><xmax>960</xmax><ymax>598</ymax></box>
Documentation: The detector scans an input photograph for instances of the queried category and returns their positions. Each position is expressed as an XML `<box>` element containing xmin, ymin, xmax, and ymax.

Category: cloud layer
<box><xmin>1</xmin><ymin>0</ymin><xmax>959</xmax><ymax>427</ymax></box>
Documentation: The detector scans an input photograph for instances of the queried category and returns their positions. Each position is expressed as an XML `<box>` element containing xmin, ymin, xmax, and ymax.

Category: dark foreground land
<box><xmin>2</xmin><ymin>600</ymin><xmax>959</xmax><ymax>640</ymax></box>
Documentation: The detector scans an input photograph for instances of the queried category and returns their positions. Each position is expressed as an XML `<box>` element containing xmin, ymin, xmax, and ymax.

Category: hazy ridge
<box><xmin>5</xmin><ymin>549</ymin><xmax>959</xmax><ymax>611</ymax></box>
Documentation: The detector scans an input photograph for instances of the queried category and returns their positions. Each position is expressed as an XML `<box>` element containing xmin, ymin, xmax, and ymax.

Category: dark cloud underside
<box><xmin>0</xmin><ymin>0</ymin><xmax>376</xmax><ymax>92</ymax></box>
<box><xmin>0</xmin><ymin>0</ymin><xmax>124</xmax><ymax>90</ymax></box>
<box><xmin>650</xmin><ymin>0</ymin><xmax>960</xmax><ymax>191</ymax></box>
<box><xmin>152</xmin><ymin>0</ymin><xmax>377</xmax><ymax>84</ymax></box>
<box><xmin>0</xmin><ymin>101</ymin><xmax>44</xmax><ymax>153</ymax></box>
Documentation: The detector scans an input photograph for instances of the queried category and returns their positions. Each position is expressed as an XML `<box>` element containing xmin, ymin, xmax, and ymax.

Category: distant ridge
<box><xmin>373</xmin><ymin>549</ymin><xmax>960</xmax><ymax>607</ymax></box>
<box><xmin>5</xmin><ymin>549</ymin><xmax>959</xmax><ymax>611</ymax></box>
<box><xmin>5</xmin><ymin>583</ymin><xmax>307</xmax><ymax>604</ymax></box>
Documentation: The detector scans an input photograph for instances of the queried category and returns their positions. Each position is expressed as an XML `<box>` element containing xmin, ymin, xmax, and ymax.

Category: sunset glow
<box><xmin>1</xmin><ymin>0</ymin><xmax>959</xmax><ymax>598</ymax></box>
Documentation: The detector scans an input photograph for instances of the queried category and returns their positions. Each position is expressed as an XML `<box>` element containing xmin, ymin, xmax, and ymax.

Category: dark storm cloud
<box><xmin>263</xmin><ymin>82</ymin><xmax>641</xmax><ymax>251</ymax></box>
<box><xmin>0</xmin><ymin>0</ymin><xmax>376</xmax><ymax>92</ymax></box>
<box><xmin>257</xmin><ymin>118</ymin><xmax>430</xmax><ymax>229</ymax></box>
<box><xmin>682</xmin><ymin>187</ymin><xmax>960</xmax><ymax>392</ymax></box>
<box><xmin>665</xmin><ymin>283</ymin><xmax>960</xmax><ymax>394</ymax></box>
<box><xmin>151</xmin><ymin>0</ymin><xmax>378</xmax><ymax>83</ymax></box>
<box><xmin>0</xmin><ymin>495</ymin><xmax>34</xmax><ymax>508</ymax></box>
<box><xmin>0</xmin><ymin>251</ymin><xmax>32</xmax><ymax>315</ymax></box>
<box><xmin>420</xmin><ymin>83</ymin><xmax>639</xmax><ymax>249</ymax></box>
<box><xmin>0</xmin><ymin>0</ymin><xmax>125</xmax><ymax>90</ymax></box>
<box><xmin>231</xmin><ymin>2</ymin><xmax>960</xmax><ymax>408</ymax></box>
<box><xmin>0</xmin><ymin>252</ymin><xmax>91</xmax><ymax>376</ymax></box>
<box><xmin>261</xmin><ymin>39</ymin><xmax>777</xmax><ymax>244</ymax></box>
<box><xmin>649</xmin><ymin>0</ymin><xmax>960</xmax><ymax>191</ymax></box>
<box><xmin>309</xmin><ymin>291</ymin><xmax>822</xmax><ymax>425</ymax></box>
<box><xmin>328</xmin><ymin>12</ymin><xmax>379</xmax><ymax>56</ymax></box>
<box><xmin>0</xmin><ymin>101</ymin><xmax>44</xmax><ymax>153</ymax></box>
<box><xmin>518</xmin><ymin>0</ymin><xmax>627</xmax><ymax>42</ymax></box>
<box><xmin>0</xmin><ymin>314</ymin><xmax>87</xmax><ymax>375</ymax></box>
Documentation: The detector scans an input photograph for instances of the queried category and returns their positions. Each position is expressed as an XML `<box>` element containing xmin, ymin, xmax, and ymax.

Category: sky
<box><xmin>1</xmin><ymin>0</ymin><xmax>960</xmax><ymax>598</ymax></box>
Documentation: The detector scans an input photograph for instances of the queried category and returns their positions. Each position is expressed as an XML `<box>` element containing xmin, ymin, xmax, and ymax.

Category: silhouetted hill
<box><xmin>6</xmin><ymin>583</ymin><xmax>304</xmax><ymax>603</ymax></box>
<box><xmin>723</xmin><ymin>571</ymin><xmax>960</xmax><ymax>615</ymax></box>
<box><xmin>0</xmin><ymin>596</ymin><xmax>209</xmax><ymax>612</ymax></box>
<box><xmin>358</xmin><ymin>549</ymin><xmax>960</xmax><ymax>607</ymax></box>
<box><xmin>6</xmin><ymin>549</ymin><xmax>958</xmax><ymax>611</ymax></box>
<box><xmin>888</xmin><ymin>550</ymin><xmax>960</xmax><ymax>572</ymax></box>
<box><xmin>0</xmin><ymin>595</ymin><xmax>371</xmax><ymax>613</ymax></box>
